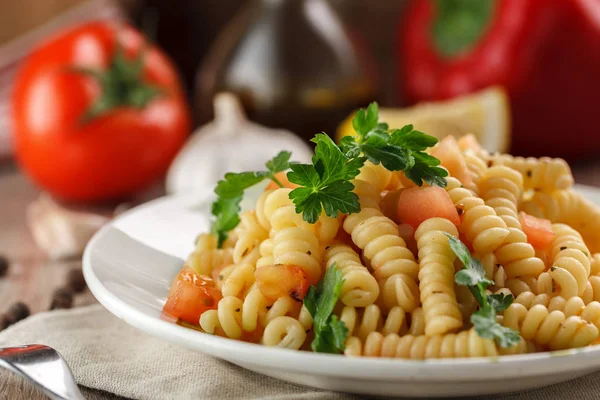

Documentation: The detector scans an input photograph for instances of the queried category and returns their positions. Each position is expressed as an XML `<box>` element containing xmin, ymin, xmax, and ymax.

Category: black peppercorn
<box><xmin>0</xmin><ymin>314</ymin><xmax>12</xmax><ymax>331</ymax></box>
<box><xmin>50</xmin><ymin>287</ymin><xmax>74</xmax><ymax>310</ymax></box>
<box><xmin>6</xmin><ymin>302</ymin><xmax>30</xmax><ymax>323</ymax></box>
<box><xmin>0</xmin><ymin>255</ymin><xmax>9</xmax><ymax>277</ymax></box>
<box><xmin>66</xmin><ymin>268</ymin><xmax>86</xmax><ymax>293</ymax></box>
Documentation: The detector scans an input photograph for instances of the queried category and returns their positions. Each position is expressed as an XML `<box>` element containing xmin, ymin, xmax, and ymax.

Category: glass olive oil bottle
<box><xmin>195</xmin><ymin>0</ymin><xmax>379</xmax><ymax>142</ymax></box>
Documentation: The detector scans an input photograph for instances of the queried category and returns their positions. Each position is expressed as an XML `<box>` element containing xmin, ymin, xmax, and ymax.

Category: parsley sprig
<box><xmin>212</xmin><ymin>102</ymin><xmax>449</xmax><ymax>241</ymax></box>
<box><xmin>445</xmin><ymin>234</ymin><xmax>521</xmax><ymax>348</ymax></box>
<box><xmin>303</xmin><ymin>264</ymin><xmax>348</xmax><ymax>354</ymax></box>
<box><xmin>211</xmin><ymin>151</ymin><xmax>291</xmax><ymax>247</ymax></box>
<box><xmin>287</xmin><ymin>134</ymin><xmax>366</xmax><ymax>224</ymax></box>
<box><xmin>340</xmin><ymin>103</ymin><xmax>448</xmax><ymax>187</ymax></box>
<box><xmin>288</xmin><ymin>103</ymin><xmax>447</xmax><ymax>223</ymax></box>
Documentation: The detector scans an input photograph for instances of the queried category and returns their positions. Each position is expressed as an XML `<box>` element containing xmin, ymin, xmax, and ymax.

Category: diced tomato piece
<box><xmin>381</xmin><ymin>188</ymin><xmax>404</xmax><ymax>223</ymax></box>
<box><xmin>519</xmin><ymin>212</ymin><xmax>555</xmax><ymax>250</ymax></box>
<box><xmin>163</xmin><ymin>267</ymin><xmax>222</xmax><ymax>325</ymax></box>
<box><xmin>397</xmin><ymin>186</ymin><xmax>461</xmax><ymax>229</ymax></box>
<box><xmin>255</xmin><ymin>264</ymin><xmax>309</xmax><ymax>301</ymax></box>
<box><xmin>398</xmin><ymin>223</ymin><xmax>417</xmax><ymax>254</ymax></box>
<box><xmin>265</xmin><ymin>172</ymin><xmax>299</xmax><ymax>190</ymax></box>
<box><xmin>430</xmin><ymin>136</ymin><xmax>473</xmax><ymax>188</ymax></box>
<box><xmin>457</xmin><ymin>134</ymin><xmax>483</xmax><ymax>153</ymax></box>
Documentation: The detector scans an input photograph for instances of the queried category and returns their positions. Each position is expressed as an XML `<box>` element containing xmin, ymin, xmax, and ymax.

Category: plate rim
<box><xmin>83</xmin><ymin>183</ymin><xmax>600</xmax><ymax>382</ymax></box>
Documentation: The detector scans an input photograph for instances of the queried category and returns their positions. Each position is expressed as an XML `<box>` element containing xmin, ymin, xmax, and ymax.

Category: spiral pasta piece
<box><xmin>502</xmin><ymin>303</ymin><xmax>598</xmax><ymax>350</ymax></box>
<box><xmin>341</xmin><ymin>304</ymin><xmax>427</xmax><ymax>357</ymax></box>
<box><xmin>262</xmin><ymin>316</ymin><xmax>307</xmax><ymax>349</ymax></box>
<box><xmin>240</xmin><ymin>284</ymin><xmax>301</xmax><ymax>332</ymax></box>
<box><xmin>272</xmin><ymin>227</ymin><xmax>322</xmax><ymax>285</ymax></box>
<box><xmin>463</xmin><ymin>149</ymin><xmax>488</xmax><ymax>193</ymax></box>
<box><xmin>583</xmin><ymin>276</ymin><xmax>600</xmax><ymax>304</ymax></box>
<box><xmin>260</xmin><ymin>188</ymin><xmax>340</xmax><ymax>244</ymax></box>
<box><xmin>486</xmin><ymin>153</ymin><xmax>573</xmax><ymax>193</ymax></box>
<box><xmin>347</xmin><ymin>329</ymin><xmax>501</xmax><ymax>358</ymax></box>
<box><xmin>324</xmin><ymin>244</ymin><xmax>379</xmax><ymax>306</ymax></box>
<box><xmin>476</xmin><ymin>252</ymin><xmax>506</xmax><ymax>290</ymax></box>
<box><xmin>445</xmin><ymin>177</ymin><xmax>509</xmax><ymax>254</ymax></box>
<box><xmin>479</xmin><ymin>166</ymin><xmax>545</xmax><ymax>278</ymax></box>
<box><xmin>187</xmin><ymin>247</ymin><xmax>234</xmax><ymax>277</ymax></box>
<box><xmin>340</xmin><ymin>304</ymin><xmax>407</xmax><ymax>343</ymax></box>
<box><xmin>221</xmin><ymin>263</ymin><xmax>255</xmax><ymax>298</ymax></box>
<box><xmin>233</xmin><ymin>211</ymin><xmax>269</xmax><ymax>266</ymax></box>
<box><xmin>200</xmin><ymin>296</ymin><xmax>244</xmax><ymax>339</ymax></box>
<box><xmin>344</xmin><ymin>209</ymin><xmax>420</xmax><ymax>311</ymax></box>
<box><xmin>513</xmin><ymin>292</ymin><xmax>600</xmax><ymax>328</ymax></box>
<box><xmin>414</xmin><ymin>218</ymin><xmax>463</xmax><ymax>335</ymax></box>
<box><xmin>537</xmin><ymin>224</ymin><xmax>591</xmax><ymax>299</ymax></box>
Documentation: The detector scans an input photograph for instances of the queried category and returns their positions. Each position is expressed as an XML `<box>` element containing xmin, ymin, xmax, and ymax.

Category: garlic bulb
<box><xmin>166</xmin><ymin>93</ymin><xmax>313</xmax><ymax>195</ymax></box>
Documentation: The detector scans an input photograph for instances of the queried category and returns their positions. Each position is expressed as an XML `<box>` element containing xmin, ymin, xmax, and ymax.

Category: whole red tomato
<box><xmin>12</xmin><ymin>21</ymin><xmax>190</xmax><ymax>201</ymax></box>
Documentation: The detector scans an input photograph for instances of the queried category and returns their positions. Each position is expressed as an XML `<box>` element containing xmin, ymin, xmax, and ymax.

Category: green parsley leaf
<box><xmin>211</xmin><ymin>196</ymin><xmax>242</xmax><ymax>247</ymax></box>
<box><xmin>389</xmin><ymin>126</ymin><xmax>438</xmax><ymax>151</ymax></box>
<box><xmin>342</xmin><ymin>103</ymin><xmax>447</xmax><ymax>188</ymax></box>
<box><xmin>471</xmin><ymin>307</ymin><xmax>521</xmax><ymax>349</ymax></box>
<box><xmin>445</xmin><ymin>234</ymin><xmax>520</xmax><ymax>348</ymax></box>
<box><xmin>360</xmin><ymin>129</ymin><xmax>412</xmax><ymax>172</ymax></box>
<box><xmin>352</xmin><ymin>102</ymin><xmax>379</xmax><ymax>138</ymax></box>
<box><xmin>211</xmin><ymin>152</ymin><xmax>291</xmax><ymax>247</ymax></box>
<box><xmin>287</xmin><ymin>134</ymin><xmax>365</xmax><ymax>223</ymax></box>
<box><xmin>305</xmin><ymin>264</ymin><xmax>348</xmax><ymax>354</ymax></box>
<box><xmin>265</xmin><ymin>150</ymin><xmax>291</xmax><ymax>175</ymax></box>
<box><xmin>487</xmin><ymin>293</ymin><xmax>514</xmax><ymax>313</ymax></box>
<box><xmin>445</xmin><ymin>234</ymin><xmax>493</xmax><ymax>290</ymax></box>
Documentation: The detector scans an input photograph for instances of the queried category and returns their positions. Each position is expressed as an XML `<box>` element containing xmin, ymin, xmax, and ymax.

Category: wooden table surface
<box><xmin>2</xmin><ymin>157</ymin><xmax>600</xmax><ymax>399</ymax></box>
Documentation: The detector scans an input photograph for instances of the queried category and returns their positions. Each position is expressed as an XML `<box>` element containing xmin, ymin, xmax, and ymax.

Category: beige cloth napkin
<box><xmin>1</xmin><ymin>305</ymin><xmax>600</xmax><ymax>400</ymax></box>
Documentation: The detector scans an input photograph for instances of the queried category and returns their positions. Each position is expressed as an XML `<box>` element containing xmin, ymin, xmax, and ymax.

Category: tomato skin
<box><xmin>519</xmin><ymin>212</ymin><xmax>555</xmax><ymax>250</ymax></box>
<box><xmin>163</xmin><ymin>267</ymin><xmax>222</xmax><ymax>325</ymax></box>
<box><xmin>381</xmin><ymin>188</ymin><xmax>404</xmax><ymax>223</ymax></box>
<box><xmin>430</xmin><ymin>136</ymin><xmax>473</xmax><ymax>188</ymax></box>
<box><xmin>255</xmin><ymin>264</ymin><xmax>309</xmax><ymax>301</ymax></box>
<box><xmin>12</xmin><ymin>22</ymin><xmax>190</xmax><ymax>201</ymax></box>
<box><xmin>397</xmin><ymin>186</ymin><xmax>461</xmax><ymax>229</ymax></box>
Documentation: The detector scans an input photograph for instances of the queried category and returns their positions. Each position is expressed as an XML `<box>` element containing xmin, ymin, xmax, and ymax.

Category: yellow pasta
<box><xmin>262</xmin><ymin>316</ymin><xmax>307</xmax><ymax>349</ymax></box>
<box><xmin>537</xmin><ymin>224</ymin><xmax>591</xmax><ymax>299</ymax></box>
<box><xmin>479</xmin><ymin>166</ymin><xmax>545</xmax><ymax>278</ymax></box>
<box><xmin>165</xmin><ymin>131</ymin><xmax>600</xmax><ymax>360</ymax></box>
<box><xmin>324</xmin><ymin>244</ymin><xmax>379</xmax><ymax>306</ymax></box>
<box><xmin>187</xmin><ymin>245</ymin><xmax>233</xmax><ymax>277</ymax></box>
<box><xmin>233</xmin><ymin>211</ymin><xmax>269</xmax><ymax>266</ymax></box>
<box><xmin>485</xmin><ymin>153</ymin><xmax>574</xmax><ymax>193</ymax></box>
<box><xmin>502</xmin><ymin>303</ymin><xmax>598</xmax><ymax>350</ymax></box>
<box><xmin>445</xmin><ymin>177</ymin><xmax>510</xmax><ymax>253</ymax></box>
<box><xmin>347</xmin><ymin>329</ymin><xmax>504</xmax><ymax>358</ymax></box>
<box><xmin>415</xmin><ymin>218</ymin><xmax>463</xmax><ymax>335</ymax></box>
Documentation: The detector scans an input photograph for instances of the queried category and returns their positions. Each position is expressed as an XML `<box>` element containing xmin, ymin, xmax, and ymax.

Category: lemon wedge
<box><xmin>337</xmin><ymin>86</ymin><xmax>510</xmax><ymax>153</ymax></box>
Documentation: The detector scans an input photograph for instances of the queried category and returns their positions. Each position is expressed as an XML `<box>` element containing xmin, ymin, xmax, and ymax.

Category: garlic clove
<box><xmin>27</xmin><ymin>195</ymin><xmax>111</xmax><ymax>261</ymax></box>
<box><xmin>166</xmin><ymin>93</ymin><xmax>314</xmax><ymax>195</ymax></box>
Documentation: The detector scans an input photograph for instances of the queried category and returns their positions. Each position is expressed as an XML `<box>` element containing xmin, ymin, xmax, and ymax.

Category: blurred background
<box><xmin>2</xmin><ymin>0</ymin><xmax>600</xmax><ymax>312</ymax></box>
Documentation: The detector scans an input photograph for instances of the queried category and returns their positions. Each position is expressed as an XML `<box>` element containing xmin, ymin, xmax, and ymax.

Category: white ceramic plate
<box><xmin>83</xmin><ymin>184</ymin><xmax>600</xmax><ymax>398</ymax></box>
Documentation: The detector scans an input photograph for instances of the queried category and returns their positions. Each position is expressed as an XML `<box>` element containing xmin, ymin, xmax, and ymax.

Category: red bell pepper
<box><xmin>400</xmin><ymin>0</ymin><xmax>600</xmax><ymax>158</ymax></box>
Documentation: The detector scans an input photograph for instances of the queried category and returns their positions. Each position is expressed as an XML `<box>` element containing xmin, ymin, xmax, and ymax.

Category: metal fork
<box><xmin>0</xmin><ymin>344</ymin><xmax>85</xmax><ymax>400</ymax></box>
